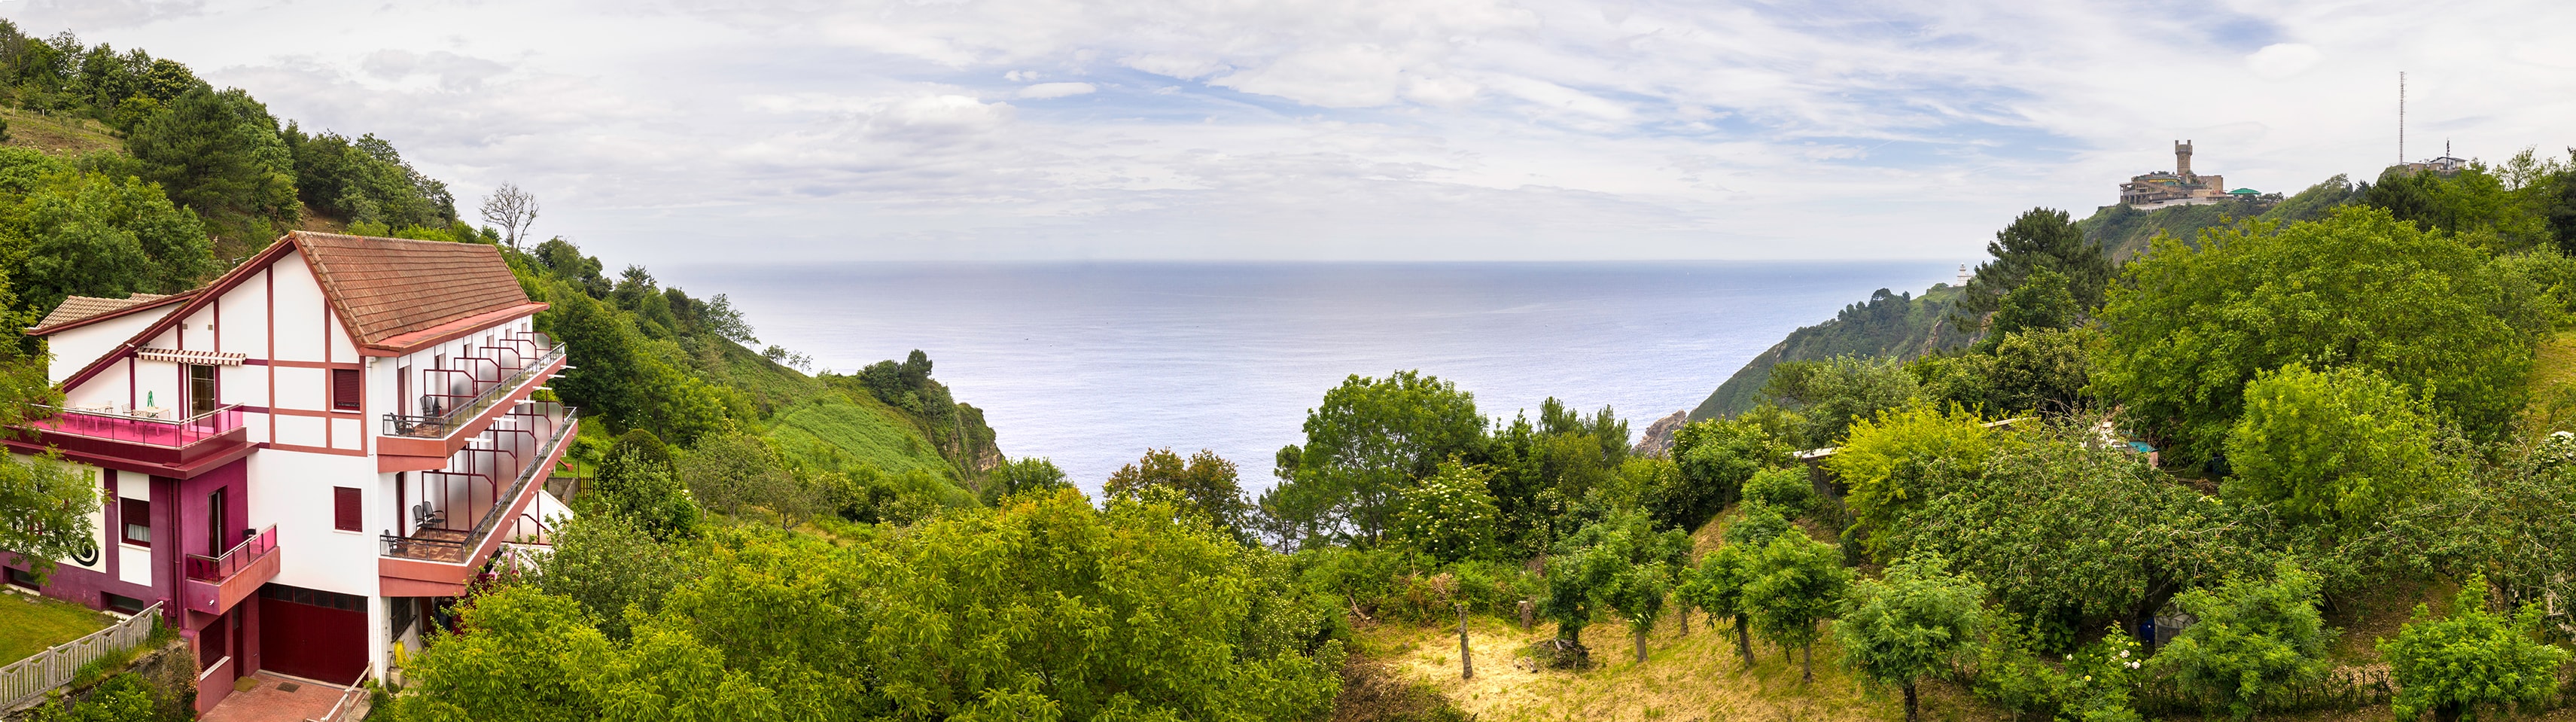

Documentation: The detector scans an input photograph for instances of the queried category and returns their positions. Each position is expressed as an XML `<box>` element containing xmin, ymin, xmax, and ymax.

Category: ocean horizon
<box><xmin>661</xmin><ymin>260</ymin><xmax>1959</xmax><ymax>491</ymax></box>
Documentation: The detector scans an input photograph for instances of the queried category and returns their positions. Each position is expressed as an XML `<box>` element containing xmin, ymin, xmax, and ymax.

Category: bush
<box><xmin>1741</xmin><ymin>468</ymin><xmax>1814</xmax><ymax>518</ymax></box>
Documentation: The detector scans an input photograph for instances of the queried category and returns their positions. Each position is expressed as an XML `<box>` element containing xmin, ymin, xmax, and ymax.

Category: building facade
<box><xmin>2117</xmin><ymin>140</ymin><xmax>2232</xmax><ymax>209</ymax></box>
<box><xmin>0</xmin><ymin>233</ymin><xmax>574</xmax><ymax>712</ymax></box>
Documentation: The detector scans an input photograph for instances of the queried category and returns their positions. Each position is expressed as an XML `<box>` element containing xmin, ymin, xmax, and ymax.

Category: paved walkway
<box><xmin>200</xmin><ymin>672</ymin><xmax>352</xmax><ymax>722</ymax></box>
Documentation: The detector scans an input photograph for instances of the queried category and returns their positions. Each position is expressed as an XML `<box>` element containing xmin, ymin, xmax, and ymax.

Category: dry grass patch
<box><xmin>0</xmin><ymin>108</ymin><xmax>120</xmax><ymax>156</ymax></box>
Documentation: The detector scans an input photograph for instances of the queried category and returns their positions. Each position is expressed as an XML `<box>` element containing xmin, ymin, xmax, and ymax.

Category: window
<box><xmin>102</xmin><ymin>593</ymin><xmax>147</xmax><ymax>614</ymax></box>
<box><xmin>208</xmin><ymin>487</ymin><xmax>230</xmax><ymax>554</ymax></box>
<box><xmin>4</xmin><ymin>566</ymin><xmax>36</xmax><ymax>590</ymax></box>
<box><xmin>185</xmin><ymin>364</ymin><xmax>217</xmax><ymax>416</ymax></box>
<box><xmin>120</xmin><ymin>498</ymin><xmax>151</xmax><ymax>547</ymax></box>
<box><xmin>331</xmin><ymin>368</ymin><xmax>361</xmax><ymax>412</ymax></box>
<box><xmin>333</xmin><ymin>487</ymin><xmax>361</xmax><ymax>532</ymax></box>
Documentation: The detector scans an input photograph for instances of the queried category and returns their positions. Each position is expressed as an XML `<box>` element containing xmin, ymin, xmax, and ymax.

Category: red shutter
<box><xmin>331</xmin><ymin>369</ymin><xmax>361</xmax><ymax>411</ymax></box>
<box><xmin>333</xmin><ymin>487</ymin><xmax>361</xmax><ymax>532</ymax></box>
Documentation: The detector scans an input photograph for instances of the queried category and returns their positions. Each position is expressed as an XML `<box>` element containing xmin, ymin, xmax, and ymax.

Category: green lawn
<box><xmin>0</xmin><ymin>591</ymin><xmax>111</xmax><ymax>663</ymax></box>
<box><xmin>766</xmin><ymin>394</ymin><xmax>955</xmax><ymax>478</ymax></box>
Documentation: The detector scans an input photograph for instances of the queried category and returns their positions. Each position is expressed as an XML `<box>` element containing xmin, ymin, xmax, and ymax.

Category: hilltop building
<box><xmin>0</xmin><ymin>233</ymin><xmax>574</xmax><ymax>714</ymax></box>
<box><xmin>2400</xmin><ymin>140</ymin><xmax>2471</xmax><ymax>176</ymax></box>
<box><xmin>2117</xmin><ymin>140</ymin><xmax>2234</xmax><ymax>209</ymax></box>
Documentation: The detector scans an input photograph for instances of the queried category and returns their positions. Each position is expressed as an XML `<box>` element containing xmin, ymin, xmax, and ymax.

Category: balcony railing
<box><xmin>382</xmin><ymin>333</ymin><xmax>563</xmax><ymax>440</ymax></box>
<box><xmin>382</xmin><ymin>405</ymin><xmax>578</xmax><ymax>563</ymax></box>
<box><xmin>184</xmin><ymin>526</ymin><xmax>276</xmax><ymax>582</ymax></box>
<box><xmin>29</xmin><ymin>404</ymin><xmax>243</xmax><ymax>449</ymax></box>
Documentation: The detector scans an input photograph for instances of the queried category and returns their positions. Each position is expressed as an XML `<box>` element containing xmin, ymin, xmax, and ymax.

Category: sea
<box><xmin>661</xmin><ymin>261</ymin><xmax>1958</xmax><ymax>493</ymax></box>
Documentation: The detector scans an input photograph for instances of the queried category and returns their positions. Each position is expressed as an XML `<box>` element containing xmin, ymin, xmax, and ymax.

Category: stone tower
<box><xmin>2175</xmin><ymin>139</ymin><xmax>2194</xmax><ymax>179</ymax></box>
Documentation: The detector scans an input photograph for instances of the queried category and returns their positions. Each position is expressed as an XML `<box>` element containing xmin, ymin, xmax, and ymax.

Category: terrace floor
<box><xmin>0</xmin><ymin>589</ymin><xmax>110</xmax><ymax>663</ymax></box>
<box><xmin>382</xmin><ymin>527</ymin><xmax>472</xmax><ymax>563</ymax></box>
<box><xmin>202</xmin><ymin>672</ymin><xmax>363</xmax><ymax>722</ymax></box>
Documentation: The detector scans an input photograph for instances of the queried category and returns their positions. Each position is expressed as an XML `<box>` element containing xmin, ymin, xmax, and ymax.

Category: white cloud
<box><xmin>19</xmin><ymin>0</ymin><xmax>2576</xmax><ymax>265</ymax></box>
<box><xmin>1017</xmin><ymin>82</ymin><xmax>1095</xmax><ymax>99</ymax></box>
<box><xmin>2246</xmin><ymin>43</ymin><xmax>2322</xmax><ymax>80</ymax></box>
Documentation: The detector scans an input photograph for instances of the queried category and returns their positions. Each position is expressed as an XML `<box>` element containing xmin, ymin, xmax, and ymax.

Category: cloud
<box><xmin>2246</xmin><ymin>43</ymin><xmax>2322</xmax><ymax>80</ymax></box>
<box><xmin>39</xmin><ymin>0</ymin><xmax>2576</xmax><ymax>266</ymax></box>
<box><xmin>1018</xmin><ymin>82</ymin><xmax>1095</xmax><ymax>99</ymax></box>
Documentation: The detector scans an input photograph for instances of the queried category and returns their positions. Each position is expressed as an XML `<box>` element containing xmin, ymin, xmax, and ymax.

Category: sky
<box><xmin>4</xmin><ymin>0</ymin><xmax>2572</xmax><ymax>266</ymax></box>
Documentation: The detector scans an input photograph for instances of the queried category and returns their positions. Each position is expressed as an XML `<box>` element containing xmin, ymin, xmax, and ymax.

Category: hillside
<box><xmin>1690</xmin><ymin>175</ymin><xmax>2371</xmax><ymax>422</ymax></box>
<box><xmin>1688</xmin><ymin>284</ymin><xmax>1971</xmax><ymax>421</ymax></box>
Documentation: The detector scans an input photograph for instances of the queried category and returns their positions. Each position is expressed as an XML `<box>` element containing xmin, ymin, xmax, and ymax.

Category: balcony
<box><xmin>378</xmin><ymin>331</ymin><xmax>567</xmax><ymax>471</ymax></box>
<box><xmin>180</xmin><ymin>526</ymin><xmax>279</xmax><ymax>617</ymax></box>
<box><xmin>9</xmin><ymin>404</ymin><xmax>252</xmax><ymax>479</ymax></box>
<box><xmin>379</xmin><ymin>402</ymin><xmax>577</xmax><ymax>594</ymax></box>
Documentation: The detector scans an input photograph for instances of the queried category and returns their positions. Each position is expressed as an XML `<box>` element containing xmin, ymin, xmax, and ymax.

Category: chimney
<box><xmin>2176</xmin><ymin>139</ymin><xmax>2194</xmax><ymax>178</ymax></box>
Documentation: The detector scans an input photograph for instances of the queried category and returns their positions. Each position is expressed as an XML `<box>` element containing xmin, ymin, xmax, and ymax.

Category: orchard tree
<box><xmin>1836</xmin><ymin>556</ymin><xmax>1987</xmax><ymax>722</ymax></box>
<box><xmin>2148</xmin><ymin>560</ymin><xmax>2334</xmax><ymax>720</ymax></box>
<box><xmin>2380</xmin><ymin>575</ymin><xmax>2569</xmax><ymax>722</ymax></box>
<box><xmin>1745</xmin><ymin>529</ymin><xmax>1851</xmax><ymax>681</ymax></box>
<box><xmin>2095</xmin><ymin>206</ymin><xmax>2545</xmax><ymax>462</ymax></box>
<box><xmin>1679</xmin><ymin>542</ymin><xmax>1759</xmax><ymax>666</ymax></box>
<box><xmin>1106</xmin><ymin>448</ymin><xmax>1253</xmax><ymax>538</ymax></box>
<box><xmin>1828</xmin><ymin>403</ymin><xmax>2006</xmax><ymax>555</ymax></box>
<box><xmin>2224</xmin><ymin>364</ymin><xmax>2447</xmax><ymax>533</ymax></box>
<box><xmin>1543</xmin><ymin>511</ymin><xmax>1691</xmax><ymax>663</ymax></box>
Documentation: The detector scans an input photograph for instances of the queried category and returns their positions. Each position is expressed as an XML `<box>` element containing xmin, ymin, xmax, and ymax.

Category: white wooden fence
<box><xmin>0</xmin><ymin>602</ymin><xmax>163</xmax><ymax>711</ymax></box>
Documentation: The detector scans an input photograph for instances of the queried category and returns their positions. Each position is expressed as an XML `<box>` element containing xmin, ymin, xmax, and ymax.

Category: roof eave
<box><xmin>25</xmin><ymin>291</ymin><xmax>201</xmax><ymax>337</ymax></box>
<box><xmin>358</xmin><ymin>302</ymin><xmax>551</xmax><ymax>357</ymax></box>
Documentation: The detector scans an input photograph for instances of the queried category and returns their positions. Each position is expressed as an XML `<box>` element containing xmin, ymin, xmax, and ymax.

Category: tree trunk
<box><xmin>1734</xmin><ymin>616</ymin><xmax>1753</xmax><ymax>667</ymax></box>
<box><xmin>1458</xmin><ymin>604</ymin><xmax>1474</xmax><ymax>680</ymax></box>
<box><xmin>1801</xmin><ymin>644</ymin><xmax>1813</xmax><ymax>682</ymax></box>
<box><xmin>1903</xmin><ymin>681</ymin><xmax>1919</xmax><ymax>722</ymax></box>
<box><xmin>1678</xmin><ymin>606</ymin><xmax>1690</xmax><ymax>635</ymax></box>
<box><xmin>1634</xmin><ymin>623</ymin><xmax>1649</xmax><ymax>663</ymax></box>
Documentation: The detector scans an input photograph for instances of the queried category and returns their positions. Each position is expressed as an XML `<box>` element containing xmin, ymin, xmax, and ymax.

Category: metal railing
<box><xmin>27</xmin><ymin>404</ymin><xmax>243</xmax><ymax>448</ymax></box>
<box><xmin>183</xmin><ymin>526</ymin><xmax>277</xmax><ymax>582</ymax></box>
<box><xmin>381</xmin><ymin>407</ymin><xmax>578</xmax><ymax>563</ymax></box>
<box><xmin>0</xmin><ymin>602</ymin><xmax>163</xmax><ymax>710</ymax></box>
<box><xmin>305</xmin><ymin>669</ymin><xmax>371</xmax><ymax>722</ymax></box>
<box><xmin>381</xmin><ymin>342</ymin><xmax>565</xmax><ymax>440</ymax></box>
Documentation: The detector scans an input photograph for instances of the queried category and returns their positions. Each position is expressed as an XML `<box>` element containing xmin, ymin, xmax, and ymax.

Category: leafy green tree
<box><xmin>534</xmin><ymin>513</ymin><xmax>694</xmax><ymax>641</ymax></box>
<box><xmin>2224</xmin><ymin>364</ymin><xmax>2447</xmax><ymax>532</ymax></box>
<box><xmin>1740</xmin><ymin>467</ymin><xmax>1814</xmax><ymax>519</ymax></box>
<box><xmin>1744</xmin><ymin>529</ymin><xmax>1851</xmax><ymax>681</ymax></box>
<box><xmin>1664</xmin><ymin>417</ymin><xmax>1790</xmax><ymax>530</ymax></box>
<box><xmin>2095</xmin><ymin>206</ymin><xmax>2542</xmax><ymax>462</ymax></box>
<box><xmin>282</xmin><ymin>126</ymin><xmax>455</xmax><ymax>228</ymax></box>
<box><xmin>1542</xmin><ymin>511</ymin><xmax>1691</xmax><ymax>664</ymax></box>
<box><xmin>1107</xmin><ymin>448</ymin><xmax>1253</xmax><ymax>539</ymax></box>
<box><xmin>586</xmin><ymin>431</ymin><xmax>702</xmax><ymax>541</ymax></box>
<box><xmin>1266</xmin><ymin>370</ymin><xmax>1484</xmax><ymax>546</ymax></box>
<box><xmin>1836</xmin><ymin>556</ymin><xmax>1987</xmax><ymax>722</ymax></box>
<box><xmin>1828</xmin><ymin>403</ymin><xmax>2005</xmax><ymax>555</ymax></box>
<box><xmin>1389</xmin><ymin>459</ymin><xmax>1501</xmax><ymax>562</ymax></box>
<box><xmin>1679</xmin><ymin>541</ymin><xmax>1759</xmax><ymax>666</ymax></box>
<box><xmin>678</xmin><ymin>431</ymin><xmax>789</xmax><ymax>520</ymax></box>
<box><xmin>1763</xmin><ymin>355</ymin><xmax>1922</xmax><ymax>449</ymax></box>
<box><xmin>1979</xmin><ymin>268</ymin><xmax>2081</xmax><ymax>344</ymax></box>
<box><xmin>2148</xmin><ymin>560</ymin><xmax>2334</xmax><ymax>720</ymax></box>
<box><xmin>23</xmin><ymin>672</ymin><xmax>161</xmax><ymax>722</ymax></box>
<box><xmin>1985</xmin><ymin>327</ymin><xmax>2093</xmax><ymax>416</ymax></box>
<box><xmin>1959</xmin><ymin>208</ymin><xmax>2115</xmax><ymax>315</ymax></box>
<box><xmin>123</xmin><ymin>86</ymin><xmax>298</xmax><ymax>233</ymax></box>
<box><xmin>2380</xmin><ymin>575</ymin><xmax>2570</xmax><ymax>722</ymax></box>
<box><xmin>978</xmin><ymin>456</ymin><xmax>1072</xmax><ymax>504</ymax></box>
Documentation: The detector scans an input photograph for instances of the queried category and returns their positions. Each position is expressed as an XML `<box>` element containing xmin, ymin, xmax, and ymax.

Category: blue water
<box><xmin>661</xmin><ymin>261</ymin><xmax>1956</xmax><ymax>492</ymax></box>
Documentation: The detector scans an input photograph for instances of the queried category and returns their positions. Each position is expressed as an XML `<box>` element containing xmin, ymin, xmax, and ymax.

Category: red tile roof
<box><xmin>29</xmin><ymin>291</ymin><xmax>194</xmax><ymax>336</ymax></box>
<box><xmin>290</xmin><ymin>232</ymin><xmax>533</xmax><ymax>347</ymax></box>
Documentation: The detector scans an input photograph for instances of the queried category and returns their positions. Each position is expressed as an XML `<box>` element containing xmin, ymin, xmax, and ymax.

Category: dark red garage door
<box><xmin>257</xmin><ymin>583</ymin><xmax>367</xmax><ymax>683</ymax></box>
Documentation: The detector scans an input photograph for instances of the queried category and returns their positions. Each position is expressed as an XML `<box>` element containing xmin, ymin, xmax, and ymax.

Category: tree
<box><xmin>1744</xmin><ymin>529</ymin><xmax>1851</xmax><ymax>681</ymax></box>
<box><xmin>2094</xmin><ymin>206</ymin><xmax>2543</xmax><ymax>462</ymax></box>
<box><xmin>1985</xmin><ymin>327</ymin><xmax>2093</xmax><ymax>416</ymax></box>
<box><xmin>585</xmin><ymin>430</ymin><xmax>702</xmax><ymax>541</ymax></box>
<box><xmin>1958</xmin><ymin>208</ymin><xmax>2115</xmax><ymax>316</ymax></box>
<box><xmin>1740</xmin><ymin>467</ymin><xmax>1814</xmax><ymax>519</ymax></box>
<box><xmin>1762</xmin><ymin>355</ymin><xmax>1921</xmax><ymax>449</ymax></box>
<box><xmin>480</xmin><ymin>181</ymin><xmax>539</xmax><ymax>249</ymax></box>
<box><xmin>0</xmin><ymin>452</ymin><xmax>98</xmax><ymax>584</ymax></box>
<box><xmin>535</xmin><ymin>513</ymin><xmax>693</xmax><ymax>641</ymax></box>
<box><xmin>2224</xmin><ymin>364</ymin><xmax>2447</xmax><ymax>533</ymax></box>
<box><xmin>978</xmin><ymin>456</ymin><xmax>1071</xmax><ymax>504</ymax></box>
<box><xmin>2380</xmin><ymin>575</ymin><xmax>2569</xmax><ymax>722</ymax></box>
<box><xmin>123</xmin><ymin>86</ymin><xmax>298</xmax><ymax>233</ymax></box>
<box><xmin>1542</xmin><ymin>511</ymin><xmax>1691</xmax><ymax>665</ymax></box>
<box><xmin>2148</xmin><ymin>560</ymin><xmax>2334</xmax><ymax>721</ymax></box>
<box><xmin>1267</xmin><ymin>370</ymin><xmax>1484</xmax><ymax>546</ymax></box>
<box><xmin>1827</xmin><ymin>403</ymin><xmax>2005</xmax><ymax>555</ymax></box>
<box><xmin>1979</xmin><ymin>268</ymin><xmax>2081</xmax><ymax>344</ymax></box>
<box><xmin>1679</xmin><ymin>541</ymin><xmax>1759</xmax><ymax>666</ymax></box>
<box><xmin>679</xmin><ymin>431</ymin><xmax>788</xmax><ymax>520</ymax></box>
<box><xmin>1388</xmin><ymin>459</ymin><xmax>1500</xmax><ymax>562</ymax></box>
<box><xmin>1836</xmin><ymin>556</ymin><xmax>1987</xmax><ymax>722</ymax></box>
<box><xmin>1106</xmin><ymin>448</ymin><xmax>1253</xmax><ymax>539</ymax></box>
<box><xmin>1664</xmin><ymin>417</ymin><xmax>1789</xmax><ymax>529</ymax></box>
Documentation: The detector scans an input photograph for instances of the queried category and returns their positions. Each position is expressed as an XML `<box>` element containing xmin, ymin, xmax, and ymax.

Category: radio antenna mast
<box><xmin>2398</xmin><ymin>72</ymin><xmax>2407</xmax><ymax>163</ymax></box>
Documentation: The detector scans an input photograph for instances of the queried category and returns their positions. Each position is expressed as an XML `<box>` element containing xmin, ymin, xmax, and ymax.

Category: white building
<box><xmin>0</xmin><ymin>232</ymin><xmax>574</xmax><ymax>713</ymax></box>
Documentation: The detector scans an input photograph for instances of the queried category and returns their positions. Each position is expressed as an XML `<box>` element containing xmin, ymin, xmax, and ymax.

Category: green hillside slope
<box><xmin>1688</xmin><ymin>284</ymin><xmax>1971</xmax><ymax>421</ymax></box>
